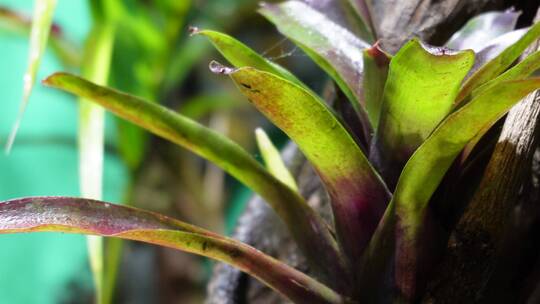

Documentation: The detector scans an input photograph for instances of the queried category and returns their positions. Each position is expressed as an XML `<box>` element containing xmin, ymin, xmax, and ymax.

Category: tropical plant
<box><xmin>2</xmin><ymin>0</ymin><xmax>540</xmax><ymax>303</ymax></box>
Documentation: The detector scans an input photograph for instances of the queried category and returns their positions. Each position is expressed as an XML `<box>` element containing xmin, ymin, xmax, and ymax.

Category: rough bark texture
<box><xmin>423</xmin><ymin>10</ymin><xmax>540</xmax><ymax>303</ymax></box>
<box><xmin>205</xmin><ymin>0</ymin><xmax>520</xmax><ymax>303</ymax></box>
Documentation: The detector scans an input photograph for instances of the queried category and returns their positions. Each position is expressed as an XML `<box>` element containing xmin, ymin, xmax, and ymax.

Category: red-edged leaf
<box><xmin>0</xmin><ymin>196</ymin><xmax>345</xmax><ymax>304</ymax></box>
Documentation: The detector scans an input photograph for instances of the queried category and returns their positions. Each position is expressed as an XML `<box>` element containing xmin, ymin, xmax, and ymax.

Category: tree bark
<box><xmin>424</xmin><ymin>9</ymin><xmax>540</xmax><ymax>303</ymax></box>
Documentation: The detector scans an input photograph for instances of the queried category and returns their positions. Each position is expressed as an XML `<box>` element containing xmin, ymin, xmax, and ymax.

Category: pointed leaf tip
<box><xmin>255</xmin><ymin>128</ymin><xmax>298</xmax><ymax>191</ymax></box>
<box><xmin>209</xmin><ymin>60</ymin><xmax>236</xmax><ymax>75</ymax></box>
<box><xmin>365</xmin><ymin>41</ymin><xmax>390</xmax><ymax>66</ymax></box>
<box><xmin>6</xmin><ymin>0</ymin><xmax>58</xmax><ymax>153</ymax></box>
<box><xmin>188</xmin><ymin>26</ymin><xmax>200</xmax><ymax>36</ymax></box>
<box><xmin>0</xmin><ymin>196</ymin><xmax>344</xmax><ymax>304</ymax></box>
<box><xmin>41</xmin><ymin>72</ymin><xmax>345</xmax><ymax>291</ymax></box>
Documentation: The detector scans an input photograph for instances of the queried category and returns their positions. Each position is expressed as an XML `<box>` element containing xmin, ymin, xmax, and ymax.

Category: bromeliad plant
<box><xmin>2</xmin><ymin>1</ymin><xmax>540</xmax><ymax>303</ymax></box>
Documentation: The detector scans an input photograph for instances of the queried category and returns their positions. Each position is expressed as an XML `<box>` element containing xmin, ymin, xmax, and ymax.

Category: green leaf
<box><xmin>360</xmin><ymin>78</ymin><xmax>540</xmax><ymax>301</ymax></box>
<box><xmin>228</xmin><ymin>66</ymin><xmax>390</xmax><ymax>271</ymax></box>
<box><xmin>193</xmin><ymin>29</ymin><xmax>303</xmax><ymax>87</ymax></box>
<box><xmin>42</xmin><ymin>72</ymin><xmax>347</xmax><ymax>290</ymax></box>
<box><xmin>255</xmin><ymin>128</ymin><xmax>298</xmax><ymax>192</ymax></box>
<box><xmin>394</xmin><ymin>78</ymin><xmax>540</xmax><ymax>232</ymax></box>
<box><xmin>78</xmin><ymin>19</ymin><xmax>116</xmax><ymax>304</ymax></box>
<box><xmin>397</xmin><ymin>78</ymin><xmax>540</xmax><ymax>233</ymax></box>
<box><xmin>0</xmin><ymin>197</ymin><xmax>344</xmax><ymax>304</ymax></box>
<box><xmin>259</xmin><ymin>1</ymin><xmax>369</xmax><ymax>113</ymax></box>
<box><xmin>469</xmin><ymin>28</ymin><xmax>527</xmax><ymax>75</ymax></box>
<box><xmin>371</xmin><ymin>39</ymin><xmax>474</xmax><ymax>188</ymax></box>
<box><xmin>456</xmin><ymin>21</ymin><xmax>540</xmax><ymax>103</ymax></box>
<box><xmin>390</xmin><ymin>78</ymin><xmax>540</xmax><ymax>296</ymax></box>
<box><xmin>446</xmin><ymin>10</ymin><xmax>521</xmax><ymax>51</ymax></box>
<box><xmin>461</xmin><ymin>50</ymin><xmax>540</xmax><ymax>160</ymax></box>
<box><xmin>5</xmin><ymin>0</ymin><xmax>57</xmax><ymax>153</ymax></box>
<box><xmin>179</xmin><ymin>94</ymin><xmax>243</xmax><ymax>120</ymax></box>
<box><xmin>0</xmin><ymin>7</ymin><xmax>80</xmax><ymax>67</ymax></box>
<box><xmin>362</xmin><ymin>42</ymin><xmax>390</xmax><ymax>129</ymax></box>
<box><xmin>473</xmin><ymin>50</ymin><xmax>540</xmax><ymax>98</ymax></box>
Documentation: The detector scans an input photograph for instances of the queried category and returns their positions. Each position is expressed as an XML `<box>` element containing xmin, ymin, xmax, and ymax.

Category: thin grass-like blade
<box><xmin>446</xmin><ymin>10</ymin><xmax>521</xmax><ymax>52</ymax></box>
<box><xmin>228</xmin><ymin>66</ymin><xmax>390</xmax><ymax>275</ymax></box>
<box><xmin>5</xmin><ymin>0</ymin><xmax>57</xmax><ymax>153</ymax></box>
<box><xmin>0</xmin><ymin>197</ymin><xmax>344</xmax><ymax>304</ymax></box>
<box><xmin>255</xmin><ymin>128</ymin><xmax>298</xmax><ymax>192</ymax></box>
<box><xmin>371</xmin><ymin>39</ymin><xmax>474</xmax><ymax>188</ymax></box>
<box><xmin>78</xmin><ymin>20</ymin><xmax>116</xmax><ymax>304</ymax></box>
<box><xmin>42</xmin><ymin>72</ymin><xmax>346</xmax><ymax>290</ymax></box>
<box><xmin>456</xmin><ymin>21</ymin><xmax>540</xmax><ymax>103</ymax></box>
<box><xmin>0</xmin><ymin>7</ymin><xmax>80</xmax><ymax>67</ymax></box>
<box><xmin>368</xmin><ymin>78</ymin><xmax>540</xmax><ymax>300</ymax></box>
<box><xmin>259</xmin><ymin>1</ymin><xmax>369</xmax><ymax>113</ymax></box>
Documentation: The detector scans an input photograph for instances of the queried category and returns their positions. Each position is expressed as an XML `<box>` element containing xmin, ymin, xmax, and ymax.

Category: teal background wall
<box><xmin>0</xmin><ymin>0</ymin><xmax>128</xmax><ymax>303</ymax></box>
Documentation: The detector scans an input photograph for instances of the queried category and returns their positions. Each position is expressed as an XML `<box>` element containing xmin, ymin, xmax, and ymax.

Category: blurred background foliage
<box><xmin>0</xmin><ymin>0</ymin><xmax>326</xmax><ymax>303</ymax></box>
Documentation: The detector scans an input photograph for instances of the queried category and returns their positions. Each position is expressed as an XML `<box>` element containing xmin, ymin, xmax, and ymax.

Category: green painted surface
<box><xmin>0</xmin><ymin>0</ymin><xmax>127</xmax><ymax>303</ymax></box>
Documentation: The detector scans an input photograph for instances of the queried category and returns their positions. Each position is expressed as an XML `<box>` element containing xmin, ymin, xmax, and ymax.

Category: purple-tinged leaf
<box><xmin>362</xmin><ymin>42</ymin><xmax>390</xmax><ymax>129</ymax></box>
<box><xmin>370</xmin><ymin>39</ymin><xmax>474</xmax><ymax>188</ymax></box>
<box><xmin>456</xmin><ymin>21</ymin><xmax>540</xmax><ymax>104</ymax></box>
<box><xmin>0</xmin><ymin>197</ymin><xmax>345</xmax><ymax>304</ymax></box>
<box><xmin>259</xmin><ymin>1</ymin><xmax>370</xmax><ymax>115</ymax></box>
<box><xmin>228</xmin><ymin>66</ymin><xmax>390</xmax><ymax>277</ymax></box>
<box><xmin>364</xmin><ymin>78</ymin><xmax>540</xmax><ymax>300</ymax></box>
<box><xmin>446</xmin><ymin>10</ymin><xmax>521</xmax><ymax>52</ymax></box>
<box><xmin>42</xmin><ymin>72</ymin><xmax>345</xmax><ymax>290</ymax></box>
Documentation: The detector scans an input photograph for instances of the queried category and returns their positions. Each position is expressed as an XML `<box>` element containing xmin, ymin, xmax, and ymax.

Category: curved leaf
<box><xmin>473</xmin><ymin>50</ymin><xmax>540</xmax><ymax>98</ymax></box>
<box><xmin>470</xmin><ymin>28</ymin><xmax>527</xmax><ymax>76</ymax></box>
<box><xmin>397</xmin><ymin>78</ymin><xmax>540</xmax><ymax>232</ymax></box>
<box><xmin>361</xmin><ymin>78</ymin><xmax>540</xmax><ymax>300</ymax></box>
<box><xmin>0</xmin><ymin>197</ymin><xmax>344</xmax><ymax>304</ymax></box>
<box><xmin>229</xmin><ymin>66</ymin><xmax>390</xmax><ymax>270</ymax></box>
<box><xmin>461</xmin><ymin>50</ymin><xmax>540</xmax><ymax>160</ymax></box>
<box><xmin>446</xmin><ymin>10</ymin><xmax>521</xmax><ymax>52</ymax></box>
<box><xmin>371</xmin><ymin>39</ymin><xmax>474</xmax><ymax>188</ymax></box>
<box><xmin>456</xmin><ymin>21</ymin><xmax>540</xmax><ymax>103</ymax></box>
<box><xmin>5</xmin><ymin>0</ymin><xmax>57</xmax><ymax>153</ymax></box>
<box><xmin>193</xmin><ymin>29</ymin><xmax>303</xmax><ymax>87</ymax></box>
<box><xmin>391</xmin><ymin>78</ymin><xmax>540</xmax><ymax>296</ymax></box>
<box><xmin>255</xmin><ymin>128</ymin><xmax>298</xmax><ymax>192</ymax></box>
<box><xmin>259</xmin><ymin>1</ymin><xmax>369</xmax><ymax>112</ymax></box>
<box><xmin>42</xmin><ymin>72</ymin><xmax>346</xmax><ymax>289</ymax></box>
